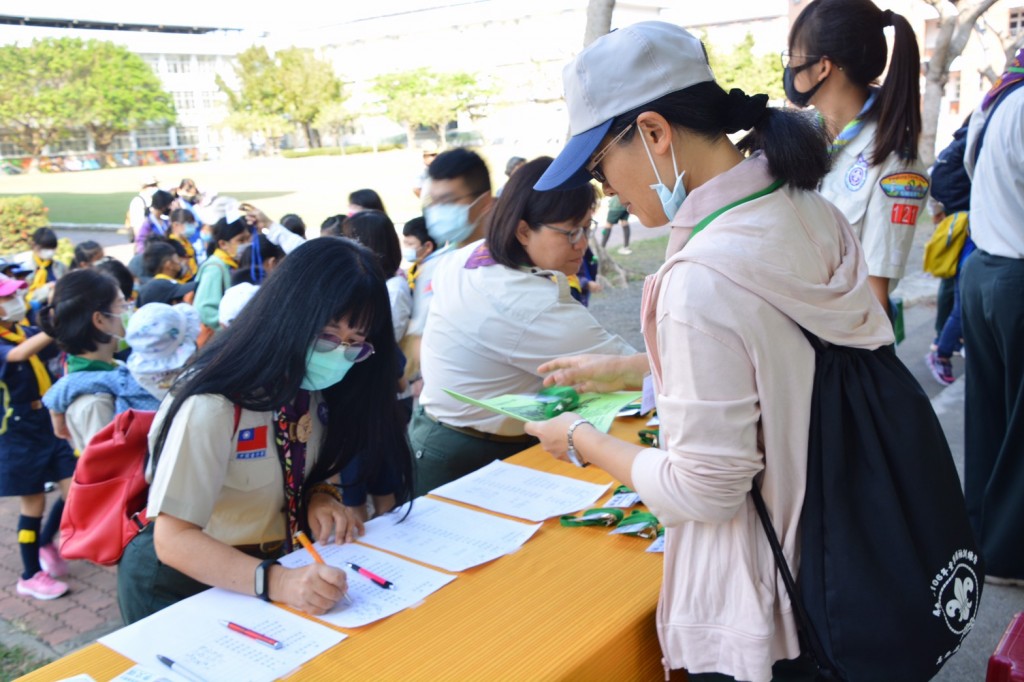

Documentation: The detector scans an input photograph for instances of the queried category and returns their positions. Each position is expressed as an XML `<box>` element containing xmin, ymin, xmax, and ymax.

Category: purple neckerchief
<box><xmin>464</xmin><ymin>243</ymin><xmax>498</xmax><ymax>269</ymax></box>
<box><xmin>982</xmin><ymin>48</ymin><xmax>1024</xmax><ymax>112</ymax></box>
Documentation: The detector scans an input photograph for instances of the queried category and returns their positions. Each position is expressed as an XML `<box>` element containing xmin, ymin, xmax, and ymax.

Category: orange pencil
<box><xmin>294</xmin><ymin>531</ymin><xmax>352</xmax><ymax>606</ymax></box>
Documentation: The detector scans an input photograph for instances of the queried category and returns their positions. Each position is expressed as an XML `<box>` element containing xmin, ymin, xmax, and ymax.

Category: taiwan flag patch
<box><xmin>236</xmin><ymin>426</ymin><xmax>268</xmax><ymax>460</ymax></box>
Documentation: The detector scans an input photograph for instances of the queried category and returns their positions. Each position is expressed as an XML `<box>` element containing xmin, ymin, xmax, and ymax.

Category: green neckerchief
<box><xmin>66</xmin><ymin>354</ymin><xmax>118</xmax><ymax>374</ymax></box>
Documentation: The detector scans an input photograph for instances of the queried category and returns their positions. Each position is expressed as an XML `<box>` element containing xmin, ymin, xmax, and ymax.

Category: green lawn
<box><xmin>0</xmin><ymin>146</ymin><xmax>526</xmax><ymax>229</ymax></box>
<box><xmin>0</xmin><ymin>643</ymin><xmax>50</xmax><ymax>681</ymax></box>
<box><xmin>0</xmin><ymin>191</ymin><xmax>288</xmax><ymax>225</ymax></box>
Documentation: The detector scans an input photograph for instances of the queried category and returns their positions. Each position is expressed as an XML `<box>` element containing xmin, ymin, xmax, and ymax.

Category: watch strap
<box><xmin>255</xmin><ymin>558</ymin><xmax>280</xmax><ymax>602</ymax></box>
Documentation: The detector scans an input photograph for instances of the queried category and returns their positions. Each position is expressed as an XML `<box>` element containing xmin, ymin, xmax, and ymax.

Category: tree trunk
<box><xmin>584</xmin><ymin>0</ymin><xmax>616</xmax><ymax>48</ymax></box>
<box><xmin>436</xmin><ymin>124</ymin><xmax>447</xmax><ymax>149</ymax></box>
<box><xmin>918</xmin><ymin>0</ymin><xmax>1000</xmax><ymax>166</ymax></box>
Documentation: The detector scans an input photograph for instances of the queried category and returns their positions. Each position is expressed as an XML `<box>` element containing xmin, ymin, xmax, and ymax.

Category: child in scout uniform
<box><xmin>0</xmin><ymin>273</ymin><xmax>77</xmax><ymax>600</ymax></box>
<box><xmin>784</xmin><ymin>0</ymin><xmax>929</xmax><ymax>315</ymax></box>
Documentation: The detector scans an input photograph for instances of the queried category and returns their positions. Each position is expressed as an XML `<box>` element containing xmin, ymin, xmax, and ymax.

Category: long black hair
<box><xmin>790</xmin><ymin>0</ymin><xmax>921</xmax><ymax>163</ymax></box>
<box><xmin>606</xmin><ymin>81</ymin><xmax>830</xmax><ymax>190</ymax></box>
<box><xmin>488</xmin><ymin>157</ymin><xmax>596</xmax><ymax>269</ymax></box>
<box><xmin>151</xmin><ymin>238</ymin><xmax>413</xmax><ymax>505</ymax></box>
<box><xmin>342</xmin><ymin>210</ymin><xmax>401</xmax><ymax>275</ymax></box>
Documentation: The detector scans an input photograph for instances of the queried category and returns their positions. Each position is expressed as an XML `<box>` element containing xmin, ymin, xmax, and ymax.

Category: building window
<box><xmin>166</xmin><ymin>57</ymin><xmax>192</xmax><ymax>74</ymax></box>
<box><xmin>173</xmin><ymin>92</ymin><xmax>196</xmax><ymax>111</ymax></box>
<box><xmin>176</xmin><ymin>127</ymin><xmax>200</xmax><ymax>146</ymax></box>
<box><xmin>945</xmin><ymin>71</ymin><xmax>961</xmax><ymax>115</ymax></box>
<box><xmin>1010</xmin><ymin>7</ymin><xmax>1023</xmax><ymax>36</ymax></box>
<box><xmin>135</xmin><ymin>125</ymin><xmax>171</xmax><ymax>149</ymax></box>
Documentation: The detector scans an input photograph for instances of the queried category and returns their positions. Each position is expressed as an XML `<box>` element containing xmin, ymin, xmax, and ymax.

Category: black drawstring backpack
<box><xmin>753</xmin><ymin>331</ymin><xmax>983</xmax><ymax>681</ymax></box>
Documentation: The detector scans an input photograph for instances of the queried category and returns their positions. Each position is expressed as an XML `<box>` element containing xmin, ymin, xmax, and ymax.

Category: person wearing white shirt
<box><xmin>959</xmin><ymin>52</ymin><xmax>1024</xmax><ymax>586</ymax></box>
<box><xmin>410</xmin><ymin>157</ymin><xmax>636</xmax><ymax>495</ymax></box>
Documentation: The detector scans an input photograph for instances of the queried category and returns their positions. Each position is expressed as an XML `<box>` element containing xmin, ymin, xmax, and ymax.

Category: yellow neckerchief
<box><xmin>170</xmin><ymin>234</ymin><xmax>198</xmax><ymax>281</ymax></box>
<box><xmin>213</xmin><ymin>248</ymin><xmax>238</xmax><ymax>269</ymax></box>
<box><xmin>153</xmin><ymin>273</ymin><xmax>178</xmax><ymax>282</ymax></box>
<box><xmin>567</xmin><ymin>274</ymin><xmax>582</xmax><ymax>294</ymax></box>
<box><xmin>0</xmin><ymin>324</ymin><xmax>52</xmax><ymax>395</ymax></box>
<box><xmin>28</xmin><ymin>254</ymin><xmax>52</xmax><ymax>296</ymax></box>
<box><xmin>406</xmin><ymin>261</ymin><xmax>420</xmax><ymax>291</ymax></box>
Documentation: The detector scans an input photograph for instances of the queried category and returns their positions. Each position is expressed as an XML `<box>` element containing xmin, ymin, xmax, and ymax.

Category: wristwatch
<box><xmin>254</xmin><ymin>558</ymin><xmax>280</xmax><ymax>602</ymax></box>
<box><xmin>566</xmin><ymin>418</ymin><xmax>592</xmax><ymax>468</ymax></box>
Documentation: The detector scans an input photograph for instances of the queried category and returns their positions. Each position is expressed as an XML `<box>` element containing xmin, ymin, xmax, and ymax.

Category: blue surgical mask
<box><xmin>424</xmin><ymin>194</ymin><xmax>483</xmax><ymax>245</ymax></box>
<box><xmin>640</xmin><ymin>134</ymin><xmax>687</xmax><ymax>223</ymax></box>
<box><xmin>401</xmin><ymin>246</ymin><xmax>419</xmax><ymax>263</ymax></box>
<box><xmin>300</xmin><ymin>345</ymin><xmax>356</xmax><ymax>391</ymax></box>
<box><xmin>184</xmin><ymin>223</ymin><xmax>198</xmax><ymax>239</ymax></box>
<box><xmin>200</xmin><ymin>232</ymin><xmax>214</xmax><ymax>244</ymax></box>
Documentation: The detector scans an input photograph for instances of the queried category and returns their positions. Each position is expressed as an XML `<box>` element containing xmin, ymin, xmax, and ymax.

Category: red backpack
<box><xmin>60</xmin><ymin>409</ymin><xmax>156</xmax><ymax>565</ymax></box>
<box><xmin>60</xmin><ymin>405</ymin><xmax>241</xmax><ymax>565</ymax></box>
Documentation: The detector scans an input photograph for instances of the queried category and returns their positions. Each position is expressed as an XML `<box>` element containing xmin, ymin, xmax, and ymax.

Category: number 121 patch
<box><xmin>891</xmin><ymin>203</ymin><xmax>919</xmax><ymax>225</ymax></box>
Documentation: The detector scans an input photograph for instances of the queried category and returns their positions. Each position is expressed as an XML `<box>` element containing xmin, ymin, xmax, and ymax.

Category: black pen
<box><xmin>157</xmin><ymin>654</ymin><xmax>208</xmax><ymax>682</ymax></box>
<box><xmin>345</xmin><ymin>562</ymin><xmax>396</xmax><ymax>590</ymax></box>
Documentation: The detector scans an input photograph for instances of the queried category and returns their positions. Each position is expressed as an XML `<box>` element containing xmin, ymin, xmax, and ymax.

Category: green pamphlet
<box><xmin>443</xmin><ymin>389</ymin><xmax>642</xmax><ymax>433</ymax></box>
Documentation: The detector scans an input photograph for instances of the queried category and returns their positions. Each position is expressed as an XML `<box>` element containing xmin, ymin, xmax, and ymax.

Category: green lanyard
<box><xmin>689</xmin><ymin>179</ymin><xmax>785</xmax><ymax>240</ymax></box>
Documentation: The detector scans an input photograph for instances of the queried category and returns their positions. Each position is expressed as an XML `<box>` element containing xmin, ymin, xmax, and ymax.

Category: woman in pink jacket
<box><xmin>528</xmin><ymin>22</ymin><xmax>893</xmax><ymax>682</ymax></box>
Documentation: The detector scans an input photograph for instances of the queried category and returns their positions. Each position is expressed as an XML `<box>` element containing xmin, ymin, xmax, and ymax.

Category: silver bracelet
<box><xmin>566</xmin><ymin>418</ymin><xmax>592</xmax><ymax>468</ymax></box>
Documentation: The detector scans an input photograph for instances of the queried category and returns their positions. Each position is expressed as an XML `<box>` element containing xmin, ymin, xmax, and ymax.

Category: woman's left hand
<box><xmin>307</xmin><ymin>493</ymin><xmax>366</xmax><ymax>544</ymax></box>
<box><xmin>524</xmin><ymin>412</ymin><xmax>584</xmax><ymax>464</ymax></box>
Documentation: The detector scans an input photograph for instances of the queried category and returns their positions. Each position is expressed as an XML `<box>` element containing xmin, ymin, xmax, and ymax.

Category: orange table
<box><xmin>20</xmin><ymin>419</ymin><xmax>667</xmax><ymax>681</ymax></box>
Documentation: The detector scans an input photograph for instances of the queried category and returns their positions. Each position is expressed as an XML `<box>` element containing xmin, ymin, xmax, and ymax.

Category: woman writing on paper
<box><xmin>410</xmin><ymin>156</ymin><xmax>635</xmax><ymax>496</ymax></box>
<box><xmin>525</xmin><ymin>23</ymin><xmax>892</xmax><ymax>681</ymax></box>
<box><xmin>118</xmin><ymin>238</ymin><xmax>413</xmax><ymax>623</ymax></box>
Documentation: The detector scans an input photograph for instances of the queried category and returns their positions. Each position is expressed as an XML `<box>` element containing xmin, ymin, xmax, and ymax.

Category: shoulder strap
<box><xmin>751</xmin><ymin>484</ymin><xmax>839</xmax><ymax>679</ymax></box>
<box><xmin>974</xmin><ymin>79</ymin><xmax>1024</xmax><ymax>165</ymax></box>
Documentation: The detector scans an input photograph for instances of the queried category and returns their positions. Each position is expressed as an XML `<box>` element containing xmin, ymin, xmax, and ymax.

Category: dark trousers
<box><xmin>687</xmin><ymin>656</ymin><xmax>818</xmax><ymax>681</ymax></box>
<box><xmin>960</xmin><ymin>249</ymin><xmax>1024</xmax><ymax>579</ymax></box>
<box><xmin>408</xmin><ymin>406</ymin><xmax>536</xmax><ymax>497</ymax></box>
<box><xmin>117</xmin><ymin>523</ymin><xmax>208</xmax><ymax>624</ymax></box>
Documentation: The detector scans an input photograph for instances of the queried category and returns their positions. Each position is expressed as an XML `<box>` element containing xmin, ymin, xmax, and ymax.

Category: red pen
<box><xmin>345</xmin><ymin>562</ymin><xmax>396</xmax><ymax>590</ymax></box>
<box><xmin>219</xmin><ymin>619</ymin><xmax>283</xmax><ymax>649</ymax></box>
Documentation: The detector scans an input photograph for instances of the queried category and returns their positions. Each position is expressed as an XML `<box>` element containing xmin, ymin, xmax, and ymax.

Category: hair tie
<box><xmin>724</xmin><ymin>89</ymin><xmax>770</xmax><ymax>134</ymax></box>
<box><xmin>882</xmin><ymin>9</ymin><xmax>894</xmax><ymax>26</ymax></box>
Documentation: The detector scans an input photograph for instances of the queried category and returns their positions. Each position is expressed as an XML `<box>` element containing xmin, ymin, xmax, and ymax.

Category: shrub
<box><xmin>281</xmin><ymin>143</ymin><xmax>404</xmax><ymax>159</ymax></box>
<box><xmin>0</xmin><ymin>196</ymin><xmax>49</xmax><ymax>254</ymax></box>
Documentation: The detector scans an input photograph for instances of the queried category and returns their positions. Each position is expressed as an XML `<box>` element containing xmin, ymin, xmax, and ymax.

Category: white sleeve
<box><xmin>387</xmin><ymin>277</ymin><xmax>413</xmax><ymax>342</ymax></box>
<box><xmin>264</xmin><ymin>222</ymin><xmax>307</xmax><ymax>255</ymax></box>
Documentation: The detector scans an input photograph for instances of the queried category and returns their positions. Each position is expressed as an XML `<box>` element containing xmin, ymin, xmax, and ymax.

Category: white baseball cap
<box><xmin>535</xmin><ymin>22</ymin><xmax>715</xmax><ymax>191</ymax></box>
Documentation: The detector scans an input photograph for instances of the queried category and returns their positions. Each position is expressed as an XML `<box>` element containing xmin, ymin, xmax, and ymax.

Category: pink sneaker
<box><xmin>16</xmin><ymin>571</ymin><xmax>69</xmax><ymax>600</ymax></box>
<box><xmin>39</xmin><ymin>543</ymin><xmax>69</xmax><ymax>578</ymax></box>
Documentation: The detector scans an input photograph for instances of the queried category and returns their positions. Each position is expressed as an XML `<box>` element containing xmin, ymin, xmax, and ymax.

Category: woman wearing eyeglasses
<box><xmin>117</xmin><ymin>238</ymin><xmax>414</xmax><ymax>624</ymax></box>
<box><xmin>410</xmin><ymin>156</ymin><xmax>635</xmax><ymax>496</ymax></box>
<box><xmin>784</xmin><ymin>0</ymin><xmax>927</xmax><ymax>315</ymax></box>
<box><xmin>525</xmin><ymin>23</ymin><xmax>893</xmax><ymax>681</ymax></box>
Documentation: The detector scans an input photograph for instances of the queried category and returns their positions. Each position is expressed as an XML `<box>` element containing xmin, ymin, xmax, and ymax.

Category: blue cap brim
<box><xmin>534</xmin><ymin>119</ymin><xmax>613</xmax><ymax>191</ymax></box>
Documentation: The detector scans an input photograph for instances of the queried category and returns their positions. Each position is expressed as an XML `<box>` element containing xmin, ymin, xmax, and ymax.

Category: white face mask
<box><xmin>1</xmin><ymin>296</ymin><xmax>26</xmax><ymax>323</ymax></box>
<box><xmin>402</xmin><ymin>246</ymin><xmax>419</xmax><ymax>263</ymax></box>
<box><xmin>38</xmin><ymin>249</ymin><xmax>56</xmax><ymax>261</ymax></box>
<box><xmin>640</xmin><ymin>134</ymin><xmax>688</xmax><ymax>223</ymax></box>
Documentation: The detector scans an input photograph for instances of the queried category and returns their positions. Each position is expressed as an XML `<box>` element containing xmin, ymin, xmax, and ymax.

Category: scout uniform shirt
<box><xmin>819</xmin><ymin>119</ymin><xmax>930</xmax><ymax>288</ymax></box>
<box><xmin>146</xmin><ymin>393</ymin><xmax>323</xmax><ymax>547</ymax></box>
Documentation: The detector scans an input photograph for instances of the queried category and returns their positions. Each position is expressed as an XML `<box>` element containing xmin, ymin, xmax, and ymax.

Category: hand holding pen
<box><xmin>271</xmin><ymin>531</ymin><xmax>349</xmax><ymax>614</ymax></box>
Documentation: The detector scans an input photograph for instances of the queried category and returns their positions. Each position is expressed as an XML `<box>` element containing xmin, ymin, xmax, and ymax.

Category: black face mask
<box><xmin>783</xmin><ymin>64</ymin><xmax>827</xmax><ymax>108</ymax></box>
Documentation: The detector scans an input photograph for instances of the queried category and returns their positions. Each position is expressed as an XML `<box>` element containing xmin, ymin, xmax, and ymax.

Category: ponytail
<box><xmin>608</xmin><ymin>82</ymin><xmax>831</xmax><ymax>191</ymax></box>
<box><xmin>791</xmin><ymin>0</ymin><xmax>922</xmax><ymax>164</ymax></box>
<box><xmin>871</xmin><ymin>12</ymin><xmax>921</xmax><ymax>163</ymax></box>
<box><xmin>738</xmin><ymin>109</ymin><xmax>831</xmax><ymax>190</ymax></box>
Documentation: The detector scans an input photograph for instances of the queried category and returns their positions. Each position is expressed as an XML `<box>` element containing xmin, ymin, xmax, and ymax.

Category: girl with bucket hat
<box><xmin>527</xmin><ymin>22</ymin><xmax>893</xmax><ymax>681</ymax></box>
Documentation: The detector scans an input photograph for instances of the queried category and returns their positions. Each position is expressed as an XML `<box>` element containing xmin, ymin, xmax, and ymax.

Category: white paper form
<box><xmin>278</xmin><ymin>542</ymin><xmax>456</xmax><ymax>628</ymax></box>
<box><xmin>360</xmin><ymin>496</ymin><xmax>541</xmax><ymax>572</ymax></box>
<box><xmin>100</xmin><ymin>588</ymin><xmax>346</xmax><ymax>682</ymax></box>
<box><xmin>430</xmin><ymin>460</ymin><xmax>611</xmax><ymax>522</ymax></box>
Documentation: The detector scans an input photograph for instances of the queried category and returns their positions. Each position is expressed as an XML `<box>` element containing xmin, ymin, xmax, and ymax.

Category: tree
<box><xmin>583</xmin><ymin>0</ymin><xmax>616</xmax><ymax>48</ymax></box>
<box><xmin>371</xmin><ymin>68</ymin><xmax>491</xmax><ymax>147</ymax></box>
<box><xmin>975</xmin><ymin>15</ymin><xmax>1024</xmax><ymax>85</ymax></box>
<box><xmin>218</xmin><ymin>46</ymin><xmax>343</xmax><ymax>149</ymax></box>
<box><xmin>79</xmin><ymin>40</ymin><xmax>176</xmax><ymax>153</ymax></box>
<box><xmin>275</xmin><ymin>48</ymin><xmax>344</xmax><ymax>148</ymax></box>
<box><xmin>0</xmin><ymin>38</ymin><xmax>89</xmax><ymax>169</ymax></box>
<box><xmin>313</xmin><ymin>100</ymin><xmax>355</xmax><ymax>150</ymax></box>
<box><xmin>704</xmin><ymin>33</ymin><xmax>784</xmax><ymax>102</ymax></box>
<box><xmin>920</xmin><ymin>0</ymin><xmax>1001</xmax><ymax>166</ymax></box>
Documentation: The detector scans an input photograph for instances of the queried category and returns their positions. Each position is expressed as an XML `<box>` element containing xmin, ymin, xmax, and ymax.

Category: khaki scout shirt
<box><xmin>146</xmin><ymin>393</ymin><xmax>323</xmax><ymax>547</ymax></box>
